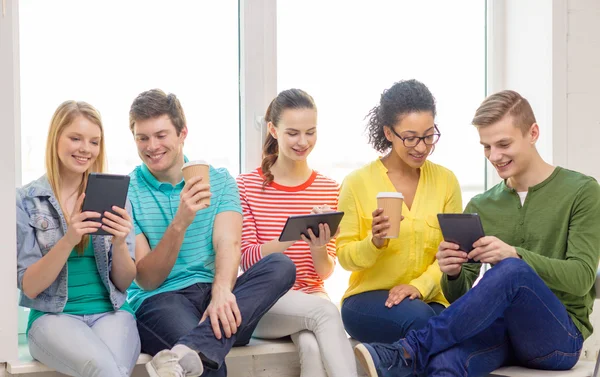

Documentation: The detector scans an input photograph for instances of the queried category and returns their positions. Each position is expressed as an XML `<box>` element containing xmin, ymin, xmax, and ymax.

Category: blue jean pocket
<box><xmin>525</xmin><ymin>348</ymin><xmax>582</xmax><ymax>370</ymax></box>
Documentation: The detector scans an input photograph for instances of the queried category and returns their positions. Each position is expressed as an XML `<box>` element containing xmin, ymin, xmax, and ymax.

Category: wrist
<box><xmin>62</xmin><ymin>235</ymin><xmax>79</xmax><ymax>250</ymax></box>
<box><xmin>171</xmin><ymin>215</ymin><xmax>189</xmax><ymax>233</ymax></box>
<box><xmin>371</xmin><ymin>236</ymin><xmax>389</xmax><ymax>249</ymax></box>
<box><xmin>212</xmin><ymin>281</ymin><xmax>233</xmax><ymax>293</ymax></box>
<box><xmin>311</xmin><ymin>245</ymin><xmax>327</xmax><ymax>254</ymax></box>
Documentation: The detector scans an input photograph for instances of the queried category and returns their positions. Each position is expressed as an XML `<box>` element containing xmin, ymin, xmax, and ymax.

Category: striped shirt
<box><xmin>237</xmin><ymin>168</ymin><xmax>339</xmax><ymax>294</ymax></box>
<box><xmin>126</xmin><ymin>160</ymin><xmax>242</xmax><ymax>312</ymax></box>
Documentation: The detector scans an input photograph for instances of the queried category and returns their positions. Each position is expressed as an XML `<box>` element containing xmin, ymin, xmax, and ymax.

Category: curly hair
<box><xmin>366</xmin><ymin>79</ymin><xmax>436</xmax><ymax>153</ymax></box>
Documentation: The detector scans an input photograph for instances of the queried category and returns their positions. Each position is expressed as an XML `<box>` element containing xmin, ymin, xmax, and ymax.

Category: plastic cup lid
<box><xmin>376</xmin><ymin>192</ymin><xmax>404</xmax><ymax>199</ymax></box>
<box><xmin>182</xmin><ymin>160</ymin><xmax>208</xmax><ymax>170</ymax></box>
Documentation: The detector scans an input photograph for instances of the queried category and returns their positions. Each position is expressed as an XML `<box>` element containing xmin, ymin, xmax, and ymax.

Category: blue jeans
<box><xmin>28</xmin><ymin>311</ymin><xmax>140</xmax><ymax>377</ymax></box>
<box><xmin>400</xmin><ymin>258</ymin><xmax>583</xmax><ymax>377</ymax></box>
<box><xmin>135</xmin><ymin>253</ymin><xmax>296</xmax><ymax>377</ymax></box>
<box><xmin>342</xmin><ymin>290</ymin><xmax>445</xmax><ymax>343</ymax></box>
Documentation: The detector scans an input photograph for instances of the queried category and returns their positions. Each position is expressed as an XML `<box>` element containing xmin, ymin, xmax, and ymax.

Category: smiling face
<box><xmin>268</xmin><ymin>108</ymin><xmax>318</xmax><ymax>162</ymax></box>
<box><xmin>56</xmin><ymin>115</ymin><xmax>102</xmax><ymax>176</ymax></box>
<box><xmin>478</xmin><ymin>115</ymin><xmax>539</xmax><ymax>180</ymax></box>
<box><xmin>133</xmin><ymin>114</ymin><xmax>187</xmax><ymax>181</ymax></box>
<box><xmin>384</xmin><ymin>111</ymin><xmax>437</xmax><ymax>169</ymax></box>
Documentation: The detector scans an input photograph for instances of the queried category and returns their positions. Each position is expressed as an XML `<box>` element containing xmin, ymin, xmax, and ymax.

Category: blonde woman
<box><xmin>16</xmin><ymin>101</ymin><xmax>140</xmax><ymax>377</ymax></box>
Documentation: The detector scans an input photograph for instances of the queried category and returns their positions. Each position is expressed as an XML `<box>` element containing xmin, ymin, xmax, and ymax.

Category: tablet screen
<box><xmin>437</xmin><ymin>213</ymin><xmax>485</xmax><ymax>263</ymax></box>
<box><xmin>279</xmin><ymin>212</ymin><xmax>344</xmax><ymax>242</ymax></box>
<box><xmin>81</xmin><ymin>173</ymin><xmax>130</xmax><ymax>236</ymax></box>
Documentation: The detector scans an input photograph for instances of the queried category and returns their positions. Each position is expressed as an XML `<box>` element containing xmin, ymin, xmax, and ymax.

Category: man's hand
<box><xmin>469</xmin><ymin>236</ymin><xmax>518</xmax><ymax>264</ymax></box>
<box><xmin>200</xmin><ymin>285</ymin><xmax>242</xmax><ymax>340</ymax></box>
<box><xmin>436</xmin><ymin>241</ymin><xmax>468</xmax><ymax>277</ymax></box>
<box><xmin>174</xmin><ymin>176</ymin><xmax>211</xmax><ymax>228</ymax></box>
<box><xmin>385</xmin><ymin>284</ymin><xmax>421</xmax><ymax>308</ymax></box>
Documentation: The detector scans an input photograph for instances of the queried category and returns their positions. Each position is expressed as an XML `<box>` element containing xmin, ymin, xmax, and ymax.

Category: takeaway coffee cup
<box><xmin>182</xmin><ymin>160</ymin><xmax>210</xmax><ymax>206</ymax></box>
<box><xmin>376</xmin><ymin>192</ymin><xmax>404</xmax><ymax>238</ymax></box>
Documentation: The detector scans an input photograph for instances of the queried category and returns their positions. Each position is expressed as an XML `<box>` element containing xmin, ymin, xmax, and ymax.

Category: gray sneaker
<box><xmin>146</xmin><ymin>347</ymin><xmax>203</xmax><ymax>377</ymax></box>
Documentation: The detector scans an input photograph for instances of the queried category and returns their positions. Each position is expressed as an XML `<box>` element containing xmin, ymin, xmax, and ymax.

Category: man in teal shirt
<box><xmin>126</xmin><ymin>89</ymin><xmax>296</xmax><ymax>377</ymax></box>
<box><xmin>354</xmin><ymin>90</ymin><xmax>600</xmax><ymax>377</ymax></box>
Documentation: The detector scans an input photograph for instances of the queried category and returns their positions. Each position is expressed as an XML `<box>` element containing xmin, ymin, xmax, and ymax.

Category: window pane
<box><xmin>277</xmin><ymin>0</ymin><xmax>485</xmax><ymax>303</ymax></box>
<box><xmin>19</xmin><ymin>0</ymin><xmax>240</xmax><ymax>186</ymax></box>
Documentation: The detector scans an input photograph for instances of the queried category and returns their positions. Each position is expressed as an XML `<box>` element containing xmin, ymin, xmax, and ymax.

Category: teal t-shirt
<box><xmin>27</xmin><ymin>239</ymin><xmax>134</xmax><ymax>333</ymax></box>
<box><xmin>126</xmin><ymin>161</ymin><xmax>242</xmax><ymax>312</ymax></box>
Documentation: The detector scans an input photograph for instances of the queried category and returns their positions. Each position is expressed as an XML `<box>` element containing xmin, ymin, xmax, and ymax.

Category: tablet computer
<box><xmin>279</xmin><ymin>212</ymin><xmax>345</xmax><ymax>242</ymax></box>
<box><xmin>81</xmin><ymin>173</ymin><xmax>130</xmax><ymax>236</ymax></box>
<box><xmin>437</xmin><ymin>213</ymin><xmax>485</xmax><ymax>263</ymax></box>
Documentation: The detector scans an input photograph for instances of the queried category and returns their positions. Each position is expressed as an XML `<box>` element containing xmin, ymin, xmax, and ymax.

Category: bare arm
<box><xmin>213</xmin><ymin>211</ymin><xmax>243</xmax><ymax>290</ymax></box>
<box><xmin>23</xmin><ymin>237</ymin><xmax>80</xmax><ymax>299</ymax></box>
<box><xmin>134</xmin><ymin>221</ymin><xmax>187</xmax><ymax>290</ymax></box>
<box><xmin>200</xmin><ymin>210</ymin><xmax>244</xmax><ymax>340</ymax></box>
<box><xmin>259</xmin><ymin>239</ymin><xmax>296</xmax><ymax>256</ymax></box>
<box><xmin>135</xmin><ymin>175</ymin><xmax>211</xmax><ymax>291</ymax></box>
<box><xmin>22</xmin><ymin>193</ymin><xmax>102</xmax><ymax>299</ymax></box>
<box><xmin>103</xmin><ymin>206</ymin><xmax>137</xmax><ymax>292</ymax></box>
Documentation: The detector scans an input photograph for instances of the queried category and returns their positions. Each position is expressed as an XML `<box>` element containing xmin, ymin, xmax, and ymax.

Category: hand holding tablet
<box><xmin>437</xmin><ymin>213</ymin><xmax>486</xmax><ymax>264</ymax></box>
<box><xmin>279</xmin><ymin>211</ymin><xmax>344</xmax><ymax>242</ymax></box>
<box><xmin>81</xmin><ymin>173</ymin><xmax>130</xmax><ymax>236</ymax></box>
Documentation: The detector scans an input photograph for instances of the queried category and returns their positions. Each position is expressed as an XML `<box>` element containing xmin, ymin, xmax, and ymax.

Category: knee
<box><xmin>262</xmin><ymin>253</ymin><xmax>296</xmax><ymax>289</ymax></box>
<box><xmin>312</xmin><ymin>300</ymin><xmax>342</xmax><ymax>327</ymax></box>
<box><xmin>295</xmin><ymin>331</ymin><xmax>322</xmax><ymax>360</ymax></box>
<box><xmin>494</xmin><ymin>257</ymin><xmax>532</xmax><ymax>280</ymax></box>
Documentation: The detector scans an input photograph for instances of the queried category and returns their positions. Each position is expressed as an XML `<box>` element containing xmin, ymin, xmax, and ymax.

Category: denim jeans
<box><xmin>342</xmin><ymin>290</ymin><xmax>445</xmax><ymax>343</ymax></box>
<box><xmin>135</xmin><ymin>253</ymin><xmax>296</xmax><ymax>377</ymax></box>
<box><xmin>28</xmin><ymin>310</ymin><xmax>140</xmax><ymax>377</ymax></box>
<box><xmin>401</xmin><ymin>258</ymin><xmax>583</xmax><ymax>377</ymax></box>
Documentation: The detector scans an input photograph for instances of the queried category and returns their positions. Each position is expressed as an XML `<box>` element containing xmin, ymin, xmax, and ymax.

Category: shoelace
<box><xmin>172</xmin><ymin>362</ymin><xmax>185</xmax><ymax>377</ymax></box>
<box><xmin>375</xmin><ymin>343</ymin><xmax>406</xmax><ymax>371</ymax></box>
<box><xmin>157</xmin><ymin>355</ymin><xmax>186</xmax><ymax>377</ymax></box>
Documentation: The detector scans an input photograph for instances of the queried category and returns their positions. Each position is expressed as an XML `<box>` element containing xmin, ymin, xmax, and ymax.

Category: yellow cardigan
<box><xmin>336</xmin><ymin>159</ymin><xmax>462</xmax><ymax>306</ymax></box>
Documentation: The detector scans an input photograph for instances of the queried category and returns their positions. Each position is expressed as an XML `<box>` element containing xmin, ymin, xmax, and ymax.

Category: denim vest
<box><xmin>16</xmin><ymin>175</ymin><xmax>135</xmax><ymax>312</ymax></box>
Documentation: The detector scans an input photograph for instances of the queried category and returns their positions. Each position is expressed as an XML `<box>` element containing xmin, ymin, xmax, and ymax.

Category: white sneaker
<box><xmin>146</xmin><ymin>347</ymin><xmax>203</xmax><ymax>377</ymax></box>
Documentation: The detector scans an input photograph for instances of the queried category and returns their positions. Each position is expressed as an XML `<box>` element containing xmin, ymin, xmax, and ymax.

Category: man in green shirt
<box><xmin>353</xmin><ymin>90</ymin><xmax>600</xmax><ymax>377</ymax></box>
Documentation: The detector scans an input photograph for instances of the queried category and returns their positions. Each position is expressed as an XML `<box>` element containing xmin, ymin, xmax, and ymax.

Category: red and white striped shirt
<box><xmin>236</xmin><ymin>168</ymin><xmax>340</xmax><ymax>294</ymax></box>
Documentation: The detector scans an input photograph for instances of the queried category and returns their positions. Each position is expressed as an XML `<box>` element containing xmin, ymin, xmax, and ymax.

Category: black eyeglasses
<box><xmin>389</xmin><ymin>124</ymin><xmax>441</xmax><ymax>148</ymax></box>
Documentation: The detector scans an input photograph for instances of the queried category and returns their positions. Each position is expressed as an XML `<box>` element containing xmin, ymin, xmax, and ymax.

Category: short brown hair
<box><xmin>129</xmin><ymin>89</ymin><xmax>186</xmax><ymax>135</ymax></box>
<box><xmin>471</xmin><ymin>90</ymin><xmax>536</xmax><ymax>133</ymax></box>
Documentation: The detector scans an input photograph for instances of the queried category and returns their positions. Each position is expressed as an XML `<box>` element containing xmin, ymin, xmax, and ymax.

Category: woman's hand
<box><xmin>371</xmin><ymin>208</ymin><xmax>404</xmax><ymax>248</ymax></box>
<box><xmin>64</xmin><ymin>193</ymin><xmax>102</xmax><ymax>247</ymax></box>
<box><xmin>301</xmin><ymin>223</ymin><xmax>339</xmax><ymax>254</ymax></box>
<box><xmin>386</xmin><ymin>284</ymin><xmax>421</xmax><ymax>308</ymax></box>
<box><xmin>101</xmin><ymin>206</ymin><xmax>134</xmax><ymax>245</ymax></box>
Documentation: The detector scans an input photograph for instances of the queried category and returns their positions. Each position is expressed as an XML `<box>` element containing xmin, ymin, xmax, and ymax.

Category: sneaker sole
<box><xmin>354</xmin><ymin>344</ymin><xmax>378</xmax><ymax>377</ymax></box>
<box><xmin>145</xmin><ymin>361</ymin><xmax>161</xmax><ymax>377</ymax></box>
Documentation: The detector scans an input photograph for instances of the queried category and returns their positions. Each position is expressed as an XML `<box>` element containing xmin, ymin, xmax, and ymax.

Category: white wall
<box><xmin>565</xmin><ymin>0</ymin><xmax>600</xmax><ymax>361</ymax></box>
<box><xmin>0</xmin><ymin>0</ymin><xmax>20</xmax><ymax>363</ymax></box>
<box><xmin>486</xmin><ymin>0</ymin><xmax>561</xmax><ymax>186</ymax></box>
<box><xmin>565</xmin><ymin>0</ymin><xmax>600</xmax><ymax>181</ymax></box>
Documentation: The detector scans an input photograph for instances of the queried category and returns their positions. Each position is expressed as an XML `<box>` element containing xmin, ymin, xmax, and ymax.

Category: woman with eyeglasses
<box><xmin>336</xmin><ymin>79</ymin><xmax>462</xmax><ymax>343</ymax></box>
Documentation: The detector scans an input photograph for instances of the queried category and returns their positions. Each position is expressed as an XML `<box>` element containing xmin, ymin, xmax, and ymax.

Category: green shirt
<box><xmin>27</xmin><ymin>239</ymin><xmax>134</xmax><ymax>333</ymax></box>
<box><xmin>441</xmin><ymin>167</ymin><xmax>600</xmax><ymax>339</ymax></box>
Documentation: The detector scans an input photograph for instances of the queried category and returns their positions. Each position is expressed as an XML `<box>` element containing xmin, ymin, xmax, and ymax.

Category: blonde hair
<box><xmin>45</xmin><ymin>101</ymin><xmax>106</xmax><ymax>254</ymax></box>
<box><xmin>471</xmin><ymin>90</ymin><xmax>537</xmax><ymax>134</ymax></box>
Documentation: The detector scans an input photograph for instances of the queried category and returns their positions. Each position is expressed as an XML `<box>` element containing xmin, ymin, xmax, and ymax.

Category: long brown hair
<box><xmin>261</xmin><ymin>89</ymin><xmax>316</xmax><ymax>187</ymax></box>
<box><xmin>45</xmin><ymin>101</ymin><xmax>106</xmax><ymax>255</ymax></box>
